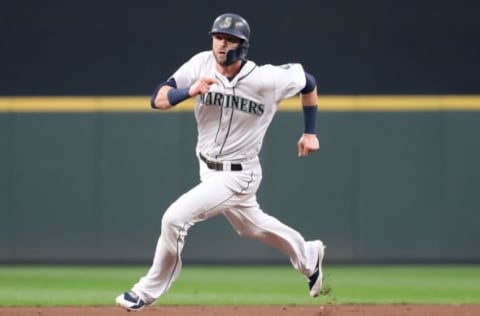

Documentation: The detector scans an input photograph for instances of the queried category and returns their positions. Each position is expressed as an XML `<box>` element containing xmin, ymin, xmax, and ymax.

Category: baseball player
<box><xmin>116</xmin><ymin>13</ymin><xmax>325</xmax><ymax>311</ymax></box>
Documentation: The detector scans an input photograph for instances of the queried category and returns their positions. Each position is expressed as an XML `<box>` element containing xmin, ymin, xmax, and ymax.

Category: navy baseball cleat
<box><xmin>308</xmin><ymin>240</ymin><xmax>326</xmax><ymax>297</ymax></box>
<box><xmin>116</xmin><ymin>291</ymin><xmax>150</xmax><ymax>311</ymax></box>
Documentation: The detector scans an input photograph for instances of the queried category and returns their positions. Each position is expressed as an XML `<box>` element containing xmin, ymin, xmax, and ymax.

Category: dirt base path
<box><xmin>1</xmin><ymin>305</ymin><xmax>480</xmax><ymax>316</ymax></box>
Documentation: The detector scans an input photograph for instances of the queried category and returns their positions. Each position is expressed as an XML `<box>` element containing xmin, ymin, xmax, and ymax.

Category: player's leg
<box><xmin>223</xmin><ymin>199</ymin><xmax>325</xmax><ymax>296</ymax></box>
<box><xmin>118</xmin><ymin>170</ymin><xmax>255</xmax><ymax>308</ymax></box>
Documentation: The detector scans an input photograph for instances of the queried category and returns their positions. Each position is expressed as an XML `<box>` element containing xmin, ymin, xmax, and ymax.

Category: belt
<box><xmin>199</xmin><ymin>153</ymin><xmax>243</xmax><ymax>171</ymax></box>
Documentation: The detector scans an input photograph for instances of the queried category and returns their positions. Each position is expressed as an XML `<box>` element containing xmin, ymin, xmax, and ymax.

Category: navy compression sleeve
<box><xmin>167</xmin><ymin>87</ymin><xmax>190</xmax><ymax>106</ymax></box>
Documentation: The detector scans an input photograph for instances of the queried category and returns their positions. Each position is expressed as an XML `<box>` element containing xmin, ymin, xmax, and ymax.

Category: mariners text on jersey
<box><xmin>200</xmin><ymin>91</ymin><xmax>265</xmax><ymax>116</ymax></box>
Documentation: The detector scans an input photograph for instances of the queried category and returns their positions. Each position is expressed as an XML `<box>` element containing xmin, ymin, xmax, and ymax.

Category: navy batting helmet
<box><xmin>209</xmin><ymin>13</ymin><xmax>250</xmax><ymax>64</ymax></box>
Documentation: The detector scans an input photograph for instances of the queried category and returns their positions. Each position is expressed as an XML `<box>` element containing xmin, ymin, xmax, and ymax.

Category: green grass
<box><xmin>0</xmin><ymin>265</ymin><xmax>479</xmax><ymax>306</ymax></box>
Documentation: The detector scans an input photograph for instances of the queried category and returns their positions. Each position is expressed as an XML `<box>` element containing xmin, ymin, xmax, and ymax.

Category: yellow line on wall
<box><xmin>0</xmin><ymin>95</ymin><xmax>479</xmax><ymax>112</ymax></box>
<box><xmin>315</xmin><ymin>95</ymin><xmax>480</xmax><ymax>111</ymax></box>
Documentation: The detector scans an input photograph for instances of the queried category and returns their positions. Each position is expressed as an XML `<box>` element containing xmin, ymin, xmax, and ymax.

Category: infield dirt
<box><xmin>1</xmin><ymin>305</ymin><xmax>480</xmax><ymax>316</ymax></box>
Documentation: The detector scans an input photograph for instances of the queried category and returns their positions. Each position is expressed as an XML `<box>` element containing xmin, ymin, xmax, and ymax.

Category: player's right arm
<box><xmin>297</xmin><ymin>72</ymin><xmax>320</xmax><ymax>157</ymax></box>
<box><xmin>151</xmin><ymin>77</ymin><xmax>218</xmax><ymax>110</ymax></box>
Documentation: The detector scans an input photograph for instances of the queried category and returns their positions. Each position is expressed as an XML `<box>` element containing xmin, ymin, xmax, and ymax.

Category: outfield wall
<box><xmin>1</xmin><ymin>97</ymin><xmax>479</xmax><ymax>263</ymax></box>
<box><xmin>2</xmin><ymin>1</ymin><xmax>479</xmax><ymax>263</ymax></box>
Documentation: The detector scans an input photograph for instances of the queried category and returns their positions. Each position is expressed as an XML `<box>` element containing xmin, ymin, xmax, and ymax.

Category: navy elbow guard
<box><xmin>150</xmin><ymin>78</ymin><xmax>178</xmax><ymax>108</ymax></box>
<box><xmin>301</xmin><ymin>72</ymin><xmax>316</xmax><ymax>94</ymax></box>
<box><xmin>150</xmin><ymin>83</ymin><xmax>163</xmax><ymax>108</ymax></box>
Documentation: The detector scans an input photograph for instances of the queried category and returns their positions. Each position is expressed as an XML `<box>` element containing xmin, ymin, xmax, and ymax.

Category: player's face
<box><xmin>212</xmin><ymin>33</ymin><xmax>241</xmax><ymax>66</ymax></box>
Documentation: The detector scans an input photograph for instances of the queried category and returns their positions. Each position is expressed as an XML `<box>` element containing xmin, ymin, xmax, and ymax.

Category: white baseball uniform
<box><xmin>132</xmin><ymin>51</ymin><xmax>321</xmax><ymax>303</ymax></box>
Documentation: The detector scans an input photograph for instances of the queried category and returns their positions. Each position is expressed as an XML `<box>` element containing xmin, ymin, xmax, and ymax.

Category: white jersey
<box><xmin>171</xmin><ymin>51</ymin><xmax>306</xmax><ymax>162</ymax></box>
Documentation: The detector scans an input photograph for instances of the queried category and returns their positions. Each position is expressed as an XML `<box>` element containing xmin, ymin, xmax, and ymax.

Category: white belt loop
<box><xmin>224</xmin><ymin>161</ymin><xmax>231</xmax><ymax>171</ymax></box>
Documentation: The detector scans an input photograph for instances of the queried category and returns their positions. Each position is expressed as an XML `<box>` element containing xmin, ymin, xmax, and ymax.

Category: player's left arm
<box><xmin>297</xmin><ymin>72</ymin><xmax>320</xmax><ymax>157</ymax></box>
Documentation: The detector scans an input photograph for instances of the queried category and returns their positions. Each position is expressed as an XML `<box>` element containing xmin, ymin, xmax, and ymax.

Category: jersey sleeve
<box><xmin>269</xmin><ymin>63</ymin><xmax>307</xmax><ymax>103</ymax></box>
<box><xmin>169</xmin><ymin>52</ymin><xmax>209</xmax><ymax>89</ymax></box>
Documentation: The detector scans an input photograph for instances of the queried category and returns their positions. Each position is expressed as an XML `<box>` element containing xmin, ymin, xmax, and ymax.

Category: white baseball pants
<box><xmin>131</xmin><ymin>157</ymin><xmax>319</xmax><ymax>303</ymax></box>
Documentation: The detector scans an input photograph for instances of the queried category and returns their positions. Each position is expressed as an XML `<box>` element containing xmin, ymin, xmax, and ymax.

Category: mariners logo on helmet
<box><xmin>219</xmin><ymin>16</ymin><xmax>232</xmax><ymax>29</ymax></box>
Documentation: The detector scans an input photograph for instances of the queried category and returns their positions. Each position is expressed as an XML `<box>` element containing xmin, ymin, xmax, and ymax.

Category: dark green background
<box><xmin>1</xmin><ymin>111</ymin><xmax>479</xmax><ymax>263</ymax></box>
